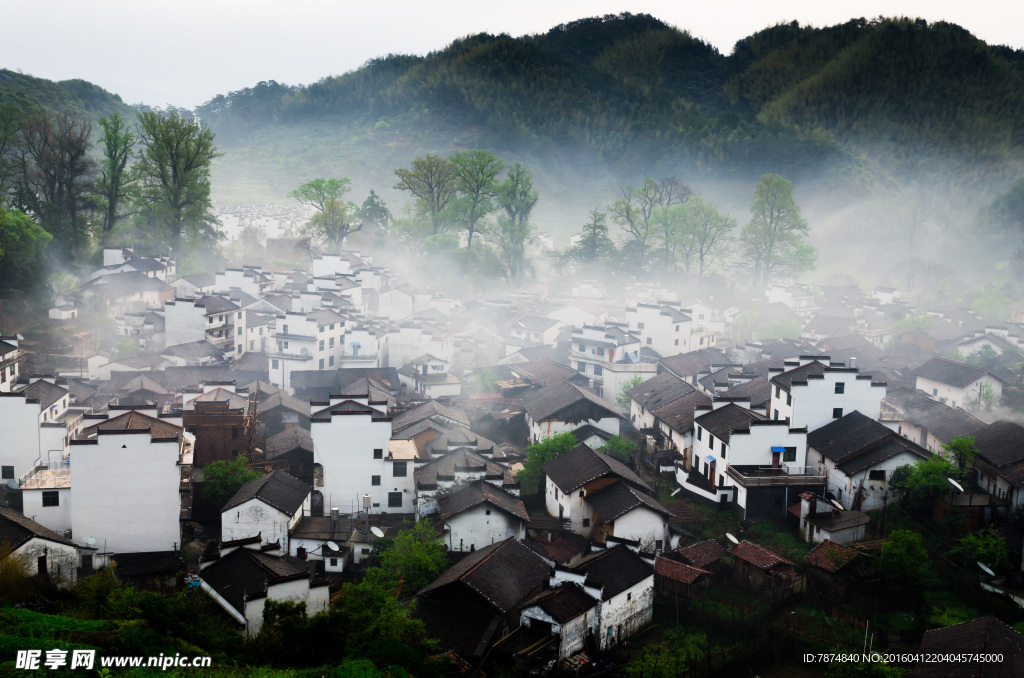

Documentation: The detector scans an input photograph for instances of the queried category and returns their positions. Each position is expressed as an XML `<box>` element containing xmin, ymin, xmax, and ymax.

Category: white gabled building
<box><xmin>0</xmin><ymin>380</ymin><xmax>79</xmax><ymax>487</ymax></box>
<box><xmin>0</xmin><ymin>507</ymin><xmax>81</xmax><ymax>588</ymax></box>
<box><xmin>220</xmin><ymin>470</ymin><xmax>312</xmax><ymax>553</ymax></box>
<box><xmin>768</xmin><ymin>356</ymin><xmax>886</xmax><ymax>433</ymax></box>
<box><xmin>521</xmin><ymin>380</ymin><xmax>621</xmax><ymax>445</ymax></box>
<box><xmin>913</xmin><ymin>357</ymin><xmax>1006</xmax><ymax>410</ymax></box>
<box><xmin>436</xmin><ymin>480</ymin><xmax>529</xmax><ymax>552</ymax></box>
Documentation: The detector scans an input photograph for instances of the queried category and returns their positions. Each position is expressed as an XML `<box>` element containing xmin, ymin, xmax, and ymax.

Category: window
<box><xmin>283</xmin><ymin>341</ymin><xmax>289</xmax><ymax>349</ymax></box>
<box><xmin>232</xmin><ymin>428</ymin><xmax>239</xmax><ymax>439</ymax></box>
<box><xmin>709</xmin><ymin>434</ymin><xmax>715</xmax><ymax>448</ymax></box>
<box><xmin>594</xmin><ymin>365</ymin><xmax>603</xmax><ymax>376</ymax></box>
<box><xmin>775</xmin><ymin>386</ymin><xmax>781</xmax><ymax>398</ymax></box>
<box><xmin>485</xmin><ymin>509</ymin><xmax>491</xmax><ymax>515</ymax></box>
<box><xmin>932</xmin><ymin>388</ymin><xmax>938</xmax><ymax>396</ymax></box>
<box><xmin>330</xmin><ymin>337</ymin><xmax>335</xmax><ymax>348</ymax></box>
<box><xmin>1</xmin><ymin>466</ymin><xmax>12</xmax><ymax>480</ymax></box>
<box><xmin>237</xmin><ymin>312</ymin><xmax>242</xmax><ymax>320</ymax></box>
<box><xmin>869</xmin><ymin>469</ymin><xmax>886</xmax><ymax>481</ymax></box>
<box><xmin>42</xmin><ymin>491</ymin><xmax>60</xmax><ymax>507</ymax></box>
<box><xmin>646</xmin><ymin>338</ymin><xmax>652</xmax><ymax>345</ymax></box>
<box><xmin>832</xmin><ymin>407</ymin><xmax>843</xmax><ymax>418</ymax></box>
<box><xmin>271</xmin><ymin>359</ymin><xmax>279</xmax><ymax>369</ymax></box>
<box><xmin>249</xmin><ymin>341</ymin><xmax>255</xmax><ymax>350</ymax></box>
<box><xmin>774</xmin><ymin>411</ymin><xmax>780</xmax><ymax>420</ymax></box>
<box><xmin>319</xmin><ymin>359</ymin><xmax>324</xmax><ymax>369</ymax></box>
<box><xmin>638</xmin><ymin>322</ymin><xmax>645</xmax><ymax>329</ymax></box>
<box><xmin>373</xmin><ymin>448</ymin><xmax>383</xmax><ymax>459</ymax></box>
<box><xmin>319</xmin><ymin>326</ymin><xmax>324</xmax><ymax>333</ymax></box>
<box><xmin>388</xmin><ymin>492</ymin><xmax>402</xmax><ymax>508</ymax></box>
<box><xmin>721</xmin><ymin>441</ymin><xmax>727</xmax><ymax>456</ymax></box>
<box><xmin>282</xmin><ymin>324</ymin><xmax>289</xmax><ymax>334</ymax></box>
<box><xmin>330</xmin><ymin>558</ymin><xmax>338</xmax><ymax>567</ymax></box>
<box><xmin>329</xmin><ymin>356</ymin><xmax>335</xmax><ymax>367</ymax></box>
<box><xmin>577</xmin><ymin>362</ymin><xmax>585</xmax><ymax>373</ymax></box>
<box><xmin>783</xmin><ymin>447</ymin><xmax>797</xmax><ymax>463</ymax></box>
<box><xmin>578</xmin><ymin>343</ymin><xmax>586</xmax><ymax>352</ymax></box>
<box><xmin>674</xmin><ymin>339</ymin><xmax>679</xmax><ymax>346</ymax></box>
<box><xmin>393</xmin><ymin>462</ymin><xmax>407</xmax><ymax>477</ymax></box>
<box><xmin>786</xmin><ymin>393</ymin><xmax>792</xmax><ymax>406</ymax></box>
<box><xmin>579</xmin><ymin>490</ymin><xmax>585</xmax><ymax>498</ymax></box>
<box><xmin>675</xmin><ymin>324</ymin><xmax>679</xmax><ymax>331</ymax></box>
<box><xmin>362</xmin><ymin>548</ymin><xmax>370</xmax><ymax>555</ymax></box>
<box><xmin>597</xmin><ymin>348</ymin><xmax>605</xmax><ymax>356</ymax></box>
<box><xmin>700</xmin><ymin>337</ymin><xmax>704</xmax><ymax>345</ymax></box>
<box><xmin>371</xmin><ymin>475</ymin><xmax>381</xmax><ymax>486</ymax></box>
<box><xmin>319</xmin><ymin>340</ymin><xmax>325</xmax><ymax>350</ymax></box>
<box><xmin>330</xmin><ymin>323</ymin><xmax>335</xmax><ymax>330</ymax></box>
<box><xmin>207</xmin><ymin>316</ymin><xmax>213</xmax><ymax>324</ymax></box>
<box><xmin>582</xmin><ymin>518</ymin><xmax>590</xmax><ymax>527</ymax></box>
<box><xmin>697</xmin><ymin>426</ymin><xmax>702</xmax><ymax>441</ymax></box>
<box><xmin>835</xmin><ymin>382</ymin><xmax>845</xmax><ymax>394</ymax></box>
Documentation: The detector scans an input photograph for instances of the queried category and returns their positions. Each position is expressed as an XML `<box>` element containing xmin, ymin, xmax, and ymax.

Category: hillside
<box><xmin>0</xmin><ymin>68</ymin><xmax>130</xmax><ymax>121</ymax></box>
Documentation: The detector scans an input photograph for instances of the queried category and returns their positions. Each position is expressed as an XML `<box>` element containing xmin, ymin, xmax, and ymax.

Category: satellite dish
<box><xmin>84</xmin><ymin>536</ymin><xmax>96</xmax><ymax>546</ymax></box>
<box><xmin>670</xmin><ymin>487</ymin><xmax>681</xmax><ymax>497</ymax></box>
<box><xmin>725</xmin><ymin>532</ymin><xmax>739</xmax><ymax>545</ymax></box>
<box><xmin>948</xmin><ymin>478</ymin><xmax>965</xmax><ymax>492</ymax></box>
<box><xmin>326</xmin><ymin>541</ymin><xmax>339</xmax><ymax>551</ymax></box>
<box><xmin>977</xmin><ymin>561</ymin><xmax>995</xmax><ymax>577</ymax></box>
<box><xmin>831</xmin><ymin>499</ymin><xmax>845</xmax><ymax>511</ymax></box>
<box><xmin>371</xmin><ymin>526</ymin><xmax>385</xmax><ymax>539</ymax></box>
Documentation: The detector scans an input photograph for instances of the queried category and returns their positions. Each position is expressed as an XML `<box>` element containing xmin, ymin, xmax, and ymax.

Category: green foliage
<box><xmin>0</xmin><ymin>207</ymin><xmax>52</xmax><ymax>291</ymax></box>
<box><xmin>449</xmin><ymin>150</ymin><xmax>503</xmax><ymax>249</ymax></box>
<box><xmin>741</xmin><ymin>173</ymin><xmax>814</xmax><ymax>285</ymax></box>
<box><xmin>599</xmin><ymin>434</ymin><xmax>637</xmax><ymax>462</ymax></box>
<box><xmin>113</xmin><ymin>336</ymin><xmax>139</xmax><ymax>359</ymax></box>
<box><xmin>624</xmin><ymin>627</ymin><xmax>706</xmax><ymax>678</ymax></box>
<box><xmin>878</xmin><ymin>529</ymin><xmax>927</xmax><ymax>594</ymax></box>
<box><xmin>942</xmin><ymin>436</ymin><xmax>979</xmax><ymax>475</ymax></box>
<box><xmin>565</xmin><ymin>209</ymin><xmax>616</xmax><ymax>265</ymax></box>
<box><xmin>972</xmin><ymin>287</ymin><xmax>1011</xmax><ymax>324</ymax></box>
<box><xmin>950</xmin><ymin>525</ymin><xmax>1008</xmax><ymax>569</ymax></box>
<box><xmin>616</xmin><ymin>374</ymin><xmax>645</xmax><ymax>407</ymax></box>
<box><xmin>891</xmin><ymin>455</ymin><xmax>961</xmax><ymax>513</ymax></box>
<box><xmin>202</xmin><ymin>456</ymin><xmax>262</xmax><ymax>507</ymax></box>
<box><xmin>517</xmin><ymin>431</ymin><xmax>578</xmax><ymax>494</ymax></box>
<box><xmin>290</xmin><ymin>178</ymin><xmax>360</xmax><ymax>253</ymax></box>
<box><xmin>754</xmin><ymin>318</ymin><xmax>802</xmax><ymax>341</ymax></box>
<box><xmin>0</xmin><ymin>540</ymin><xmax>31</xmax><ymax>603</ymax></box>
<box><xmin>371</xmin><ymin>520</ymin><xmax>449</xmax><ymax>597</ymax></box>
<box><xmin>489</xmin><ymin>163</ymin><xmax>538</xmax><ymax>283</ymax></box>
<box><xmin>393</xmin><ymin>155</ymin><xmax>457</xmax><ymax>234</ymax></box>
<box><xmin>135</xmin><ymin>110</ymin><xmax>221</xmax><ymax>254</ymax></box>
<box><xmin>96</xmin><ymin>111</ymin><xmax>137</xmax><ymax>237</ymax></box>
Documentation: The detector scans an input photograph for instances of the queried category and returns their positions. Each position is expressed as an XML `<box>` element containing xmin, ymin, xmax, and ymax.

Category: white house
<box><xmin>397</xmin><ymin>354</ymin><xmax>462</xmax><ymax>398</ymax></box>
<box><xmin>768</xmin><ymin>356</ymin><xmax>886</xmax><ymax>432</ymax></box>
<box><xmin>569</xmin><ymin>324</ymin><xmax>642</xmax><ymax>399</ymax></box>
<box><xmin>521</xmin><ymin>380</ymin><xmax>621</xmax><ymax>445</ymax></box>
<box><xmin>0</xmin><ymin>379</ymin><xmax>76</xmax><ymax>486</ymax></box>
<box><xmin>0</xmin><ymin>507</ymin><xmax>81</xmax><ymax>588</ymax></box>
<box><xmin>220</xmin><ymin>470</ymin><xmax>312</xmax><ymax>553</ymax></box>
<box><xmin>914</xmin><ymin>357</ymin><xmax>1006</xmax><ymax>410</ymax></box>
<box><xmin>0</xmin><ymin>336</ymin><xmax>22</xmax><ymax>393</ymax></box>
<box><xmin>436</xmin><ymin>480</ymin><xmax>529</xmax><ymax>552</ymax></box>
<box><xmin>519</xmin><ymin>584</ymin><xmax>600</xmax><ymax>660</ymax></box>
<box><xmin>68</xmin><ymin>411</ymin><xmax>189</xmax><ymax>554</ymax></box>
<box><xmin>972</xmin><ymin>420</ymin><xmax>1024</xmax><ymax>510</ymax></box>
<box><xmin>624</xmin><ymin>303</ymin><xmax>696</xmax><ymax>357</ymax></box>
<box><xmin>199</xmin><ymin>541</ymin><xmax>329</xmax><ymax>636</ymax></box>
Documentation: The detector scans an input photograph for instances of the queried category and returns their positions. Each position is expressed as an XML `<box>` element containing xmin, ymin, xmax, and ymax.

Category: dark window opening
<box><xmin>832</xmin><ymin>407</ymin><xmax>843</xmax><ymax>418</ymax></box>
<box><xmin>393</xmin><ymin>462</ymin><xmax>407</xmax><ymax>477</ymax></box>
<box><xmin>371</xmin><ymin>475</ymin><xmax>381</xmax><ymax>486</ymax></box>
<box><xmin>373</xmin><ymin>448</ymin><xmax>383</xmax><ymax>459</ymax></box>
<box><xmin>388</xmin><ymin>492</ymin><xmax>402</xmax><ymax>508</ymax></box>
<box><xmin>869</xmin><ymin>469</ymin><xmax>886</xmax><ymax>481</ymax></box>
<box><xmin>42</xmin><ymin>491</ymin><xmax>60</xmax><ymax>507</ymax></box>
<box><xmin>835</xmin><ymin>382</ymin><xmax>845</xmax><ymax>394</ymax></box>
<box><xmin>1</xmin><ymin>466</ymin><xmax>13</xmax><ymax>480</ymax></box>
<box><xmin>783</xmin><ymin>447</ymin><xmax>797</xmax><ymax>463</ymax></box>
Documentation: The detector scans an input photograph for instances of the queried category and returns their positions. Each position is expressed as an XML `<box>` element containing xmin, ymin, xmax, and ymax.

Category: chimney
<box><xmin>330</xmin><ymin>506</ymin><xmax>339</xmax><ymax>524</ymax></box>
<box><xmin>850</xmin><ymin>356</ymin><xmax>857</xmax><ymax>370</ymax></box>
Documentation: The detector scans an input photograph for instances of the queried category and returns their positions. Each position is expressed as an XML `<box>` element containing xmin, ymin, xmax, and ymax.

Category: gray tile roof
<box><xmin>542</xmin><ymin>444</ymin><xmax>651</xmax><ymax>494</ymax></box>
<box><xmin>222</xmin><ymin>470</ymin><xmax>310</xmax><ymax>515</ymax></box>
<box><xmin>0</xmin><ymin>508</ymin><xmax>77</xmax><ymax>549</ymax></box>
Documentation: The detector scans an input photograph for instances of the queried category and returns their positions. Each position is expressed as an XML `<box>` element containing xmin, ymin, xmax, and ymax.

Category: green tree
<box><xmin>517</xmin><ymin>431</ymin><xmax>578</xmax><ymax>494</ymax></box>
<box><xmin>490</xmin><ymin>162</ymin><xmax>538</xmax><ymax>283</ymax></box>
<box><xmin>878</xmin><ymin>529</ymin><xmax>927</xmax><ymax>594</ymax></box>
<box><xmin>0</xmin><ymin>207</ymin><xmax>52</xmax><ymax>290</ymax></box>
<box><xmin>373</xmin><ymin>520</ymin><xmax>449</xmax><ymax>597</ymax></box>
<box><xmin>359</xmin><ymin>189</ymin><xmax>393</xmax><ymax>246</ymax></box>
<box><xmin>96</xmin><ymin>111</ymin><xmax>137</xmax><ymax>237</ymax></box>
<box><xmin>650</xmin><ymin>202</ymin><xmax>693</xmax><ymax>272</ymax></box>
<box><xmin>686</xmin><ymin>196</ymin><xmax>736</xmax><ymax>279</ymax></box>
<box><xmin>393</xmin><ymin>154</ymin><xmax>457</xmax><ymax>234</ymax></box>
<box><xmin>567</xmin><ymin>209</ymin><xmax>616</xmax><ymax>264</ymax></box>
<box><xmin>449</xmin><ymin>150</ymin><xmax>503</xmax><ymax>248</ymax></box>
<box><xmin>202</xmin><ymin>456</ymin><xmax>262</xmax><ymax>507</ymax></box>
<box><xmin>950</xmin><ymin>525</ymin><xmax>1008</xmax><ymax>569</ymax></box>
<box><xmin>942</xmin><ymin>435</ymin><xmax>979</xmax><ymax>476</ymax></box>
<box><xmin>0</xmin><ymin>104</ymin><xmax>22</xmax><ymax>205</ymax></box>
<box><xmin>290</xmin><ymin>178</ymin><xmax>361</xmax><ymax>253</ymax></box>
<box><xmin>971</xmin><ymin>287</ymin><xmax>1010</xmax><ymax>324</ymax></box>
<box><xmin>135</xmin><ymin>110</ymin><xmax>221</xmax><ymax>253</ymax></box>
<box><xmin>617</xmin><ymin>374</ymin><xmax>645</xmax><ymax>407</ymax></box>
<box><xmin>624</xmin><ymin>627</ymin><xmax>706</xmax><ymax>678</ymax></box>
<box><xmin>740</xmin><ymin>173</ymin><xmax>814</xmax><ymax>286</ymax></box>
<box><xmin>755</xmin><ymin>318</ymin><xmax>802</xmax><ymax>340</ymax></box>
<box><xmin>600</xmin><ymin>435</ymin><xmax>637</xmax><ymax>462</ymax></box>
<box><xmin>891</xmin><ymin>454</ymin><xmax>961</xmax><ymax>513</ymax></box>
<box><xmin>609</xmin><ymin>177</ymin><xmax>661</xmax><ymax>256</ymax></box>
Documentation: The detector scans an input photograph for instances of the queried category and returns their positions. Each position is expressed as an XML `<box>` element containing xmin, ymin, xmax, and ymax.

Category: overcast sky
<box><xmin>3</xmin><ymin>0</ymin><xmax>1020</xmax><ymax>109</ymax></box>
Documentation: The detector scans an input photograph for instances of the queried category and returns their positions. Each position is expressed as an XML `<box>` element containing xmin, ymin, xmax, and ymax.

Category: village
<box><xmin>2</xmin><ymin>226</ymin><xmax>1024</xmax><ymax>676</ymax></box>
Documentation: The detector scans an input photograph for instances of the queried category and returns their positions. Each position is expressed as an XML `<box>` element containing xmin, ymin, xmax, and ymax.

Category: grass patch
<box><xmin>746</xmin><ymin>520</ymin><xmax>811</xmax><ymax>562</ymax></box>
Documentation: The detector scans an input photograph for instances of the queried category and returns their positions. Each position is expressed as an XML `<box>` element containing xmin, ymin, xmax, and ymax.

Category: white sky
<box><xmin>2</xmin><ymin>0</ymin><xmax>1020</xmax><ymax>109</ymax></box>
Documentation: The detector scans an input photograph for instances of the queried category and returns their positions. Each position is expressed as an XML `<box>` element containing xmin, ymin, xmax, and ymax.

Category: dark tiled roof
<box><xmin>673</xmin><ymin>540</ymin><xmax>727</xmax><ymax>569</ymax></box>
<box><xmin>391</xmin><ymin>400</ymin><xmax>470</xmax><ymax>432</ymax></box>
<box><xmin>586</xmin><ymin>481</ymin><xmax>672</xmax><ymax>522</ymax></box>
<box><xmin>804</xmin><ymin>539</ymin><xmax>859</xmax><ymax>573</ymax></box>
<box><xmin>161</xmin><ymin>340</ymin><xmax>224</xmax><ymax>361</ymax></box>
<box><xmin>523</xmin><ymin>533</ymin><xmax>590</xmax><ymax>565</ymax></box>
<box><xmin>914</xmin><ymin>357</ymin><xmax>994</xmax><ymax>388</ymax></box>
<box><xmin>263</xmin><ymin>427</ymin><xmax>314</xmax><ymax>456</ymax></box>
<box><xmin>417</xmin><ymin>538</ymin><xmax>550</xmax><ymax>613</ymax></box>
<box><xmin>415</xmin><ymin>448</ymin><xmax>516</xmax><ymax>489</ymax></box>
<box><xmin>654</xmin><ymin>557</ymin><xmax>710</xmax><ymax>584</ymax></box>
<box><xmin>81</xmin><ymin>410</ymin><xmax>182</xmax><ymax>441</ymax></box>
<box><xmin>542</xmin><ymin>444</ymin><xmax>651</xmax><ymax>494</ymax></box>
<box><xmin>628</xmin><ymin>372</ymin><xmax>695</xmax><ymax>412</ymax></box>
<box><xmin>521</xmin><ymin>584</ymin><xmax>597</xmax><ymax>623</ymax></box>
<box><xmin>24</xmin><ymin>380</ymin><xmax>69</xmax><ymax>412</ymax></box>
<box><xmin>694</xmin><ymin>403</ymin><xmax>765</xmax><ymax>443</ymax></box>
<box><xmin>881</xmin><ymin>386</ymin><xmax>985</xmax><ymax>443</ymax></box>
<box><xmin>770</xmin><ymin>361</ymin><xmax>825</xmax><ymax>390</ymax></box>
<box><xmin>722</xmin><ymin>374</ymin><xmax>772</xmax><ymax>408</ymax></box>
<box><xmin>974</xmin><ymin>420</ymin><xmax>1024</xmax><ymax>469</ymax></box>
<box><xmin>728</xmin><ymin>541</ymin><xmax>793</xmax><ymax>571</ymax></box>
<box><xmin>257</xmin><ymin>390</ymin><xmax>309</xmax><ymax>417</ymax></box>
<box><xmin>310</xmin><ymin>399</ymin><xmax>388</xmax><ymax>422</ymax></box>
<box><xmin>414</xmin><ymin>598</ymin><xmax>501</xmax><ymax>660</ymax></box>
<box><xmin>438</xmin><ymin>480</ymin><xmax>529</xmax><ymax>522</ymax></box>
<box><xmin>222</xmin><ymin>470</ymin><xmax>310</xmax><ymax>515</ymax></box>
<box><xmin>521</xmin><ymin>380</ymin><xmax>618</xmax><ymax>422</ymax></box>
<box><xmin>511</xmin><ymin>359</ymin><xmax>578</xmax><ymax>387</ymax></box>
<box><xmin>651</xmin><ymin>390</ymin><xmax>712</xmax><ymax>435</ymax></box>
<box><xmin>200</xmin><ymin>547</ymin><xmax>311</xmax><ymax>615</ymax></box>
<box><xmin>569</xmin><ymin>545</ymin><xmax>653</xmax><ymax>600</ymax></box>
<box><xmin>836</xmin><ymin>438</ymin><xmax>929</xmax><ymax>476</ymax></box>
<box><xmin>658</xmin><ymin>349</ymin><xmax>727</xmax><ymax>378</ymax></box>
<box><xmin>0</xmin><ymin>508</ymin><xmax>77</xmax><ymax>549</ymax></box>
<box><xmin>185</xmin><ymin>387</ymin><xmax>250</xmax><ymax>411</ymax></box>
<box><xmin>914</xmin><ymin>616</ymin><xmax>1024</xmax><ymax>678</ymax></box>
<box><xmin>807</xmin><ymin>411</ymin><xmax>894</xmax><ymax>463</ymax></box>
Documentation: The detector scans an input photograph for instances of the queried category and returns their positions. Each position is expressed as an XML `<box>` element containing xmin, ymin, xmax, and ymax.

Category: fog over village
<box><xmin>2</xmin><ymin>8</ymin><xmax>1024</xmax><ymax>678</ymax></box>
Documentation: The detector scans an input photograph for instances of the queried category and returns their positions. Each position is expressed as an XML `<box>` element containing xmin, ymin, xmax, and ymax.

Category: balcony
<box><xmin>20</xmin><ymin>460</ymin><xmax>71</xmax><ymax>490</ymax></box>
<box><xmin>725</xmin><ymin>464</ymin><xmax>825</xmax><ymax>487</ymax></box>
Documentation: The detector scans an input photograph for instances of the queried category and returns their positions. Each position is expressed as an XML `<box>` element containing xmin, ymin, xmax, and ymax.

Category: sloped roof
<box><xmin>0</xmin><ymin>507</ymin><xmax>77</xmax><ymax>549</ymax></box>
<box><xmin>654</xmin><ymin>557</ymin><xmax>710</xmax><ymax>584</ymax></box>
<box><xmin>521</xmin><ymin>584</ymin><xmax>597</xmax><ymax>623</ymax></box>
<box><xmin>80</xmin><ymin>410</ymin><xmax>182</xmax><ymax>441</ymax></box>
<box><xmin>417</xmin><ymin>538</ymin><xmax>550</xmax><ymax>613</ymax></box>
<box><xmin>627</xmin><ymin>372</ymin><xmax>694</xmax><ymax>412</ymax></box>
<box><xmin>437</xmin><ymin>480</ymin><xmax>529</xmax><ymax>522</ymax></box>
<box><xmin>728</xmin><ymin>541</ymin><xmax>793</xmax><ymax>571</ymax></box>
<box><xmin>807</xmin><ymin>411</ymin><xmax>896</xmax><ymax>463</ymax></box>
<box><xmin>222</xmin><ymin>470</ymin><xmax>310</xmax><ymax>515</ymax></box>
<box><xmin>837</xmin><ymin>438</ymin><xmax>929</xmax><ymax>476</ymax></box>
<box><xmin>651</xmin><ymin>390</ymin><xmax>713</xmax><ymax>435</ymax></box>
<box><xmin>24</xmin><ymin>380</ymin><xmax>69</xmax><ymax>412</ymax></box>
<box><xmin>914</xmin><ymin>357</ymin><xmax>996</xmax><ymax>388</ymax></box>
<box><xmin>721</xmin><ymin>374</ymin><xmax>771</xmax><ymax>408</ymax></box>
<box><xmin>804</xmin><ymin>539</ymin><xmax>859</xmax><ymax>573</ymax></box>
<box><xmin>542</xmin><ymin>444</ymin><xmax>651</xmax><ymax>494</ymax></box>
<box><xmin>200</xmin><ymin>547</ymin><xmax>311</xmax><ymax>615</ymax></box>
<box><xmin>881</xmin><ymin>386</ymin><xmax>985</xmax><ymax>443</ymax></box>
<box><xmin>770</xmin><ymin>360</ymin><xmax>826</xmax><ymax>390</ymax></box>
<box><xmin>511</xmin><ymin>359</ymin><xmax>578</xmax><ymax>387</ymax></box>
<box><xmin>586</xmin><ymin>481</ymin><xmax>673</xmax><ymax>522</ymax></box>
<box><xmin>391</xmin><ymin>400</ymin><xmax>470</xmax><ymax>433</ymax></box>
<box><xmin>673</xmin><ymin>540</ymin><xmax>727</xmax><ymax>569</ymax></box>
<box><xmin>257</xmin><ymin>390</ymin><xmax>309</xmax><ymax>417</ymax></box>
<box><xmin>161</xmin><ymin>340</ymin><xmax>224</xmax><ymax>361</ymax></box>
<box><xmin>310</xmin><ymin>399</ymin><xmax>389</xmax><ymax>422</ymax></box>
<box><xmin>263</xmin><ymin>427</ymin><xmax>314</xmax><ymax>457</ymax></box>
<box><xmin>521</xmin><ymin>380</ymin><xmax>618</xmax><ymax>422</ymax></box>
<box><xmin>185</xmin><ymin>387</ymin><xmax>249</xmax><ymax>411</ymax></box>
<box><xmin>569</xmin><ymin>545</ymin><xmax>653</xmax><ymax>600</ymax></box>
<box><xmin>415</xmin><ymin>448</ymin><xmax>516</xmax><ymax>489</ymax></box>
<box><xmin>915</xmin><ymin>616</ymin><xmax>1024</xmax><ymax>678</ymax></box>
<box><xmin>694</xmin><ymin>403</ymin><xmax>766</xmax><ymax>443</ymax></box>
<box><xmin>973</xmin><ymin>420</ymin><xmax>1024</xmax><ymax>470</ymax></box>
<box><xmin>658</xmin><ymin>349</ymin><xmax>727</xmax><ymax>378</ymax></box>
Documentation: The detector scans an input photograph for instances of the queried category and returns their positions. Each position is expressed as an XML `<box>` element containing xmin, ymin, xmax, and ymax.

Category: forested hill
<box><xmin>190</xmin><ymin>14</ymin><xmax>1024</xmax><ymax>192</ymax></box>
<box><xmin>0</xmin><ymin>69</ymin><xmax>130</xmax><ymax>120</ymax></box>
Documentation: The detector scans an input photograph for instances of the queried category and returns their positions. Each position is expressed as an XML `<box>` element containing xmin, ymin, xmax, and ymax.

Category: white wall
<box><xmin>23</xmin><ymin>487</ymin><xmax>72</xmax><ymax>532</ymax></box>
<box><xmin>916</xmin><ymin>374</ymin><xmax>1003</xmax><ymax>410</ymax></box>
<box><xmin>772</xmin><ymin>370</ymin><xmax>884</xmax><ymax>433</ymax></box>
<box><xmin>529</xmin><ymin>414</ymin><xmax>620</xmax><ymax>445</ymax></box>
<box><xmin>598</xmin><ymin>575</ymin><xmax>654</xmax><ymax>650</ymax></box>
<box><xmin>445</xmin><ymin>507</ymin><xmax>523</xmax><ymax>552</ymax></box>
<box><xmin>243</xmin><ymin>577</ymin><xmax>329</xmax><ymax>636</ymax></box>
<box><xmin>70</xmin><ymin>434</ymin><xmax>183</xmax><ymax>553</ymax></box>
<box><xmin>164</xmin><ymin>301</ymin><xmax>206</xmax><ymax>347</ymax></box>
<box><xmin>18</xmin><ymin>537</ymin><xmax>78</xmax><ymax>588</ymax></box>
<box><xmin>221</xmin><ymin>498</ymin><xmax>296</xmax><ymax>552</ymax></box>
<box><xmin>609</xmin><ymin>507</ymin><xmax>666</xmax><ymax>549</ymax></box>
